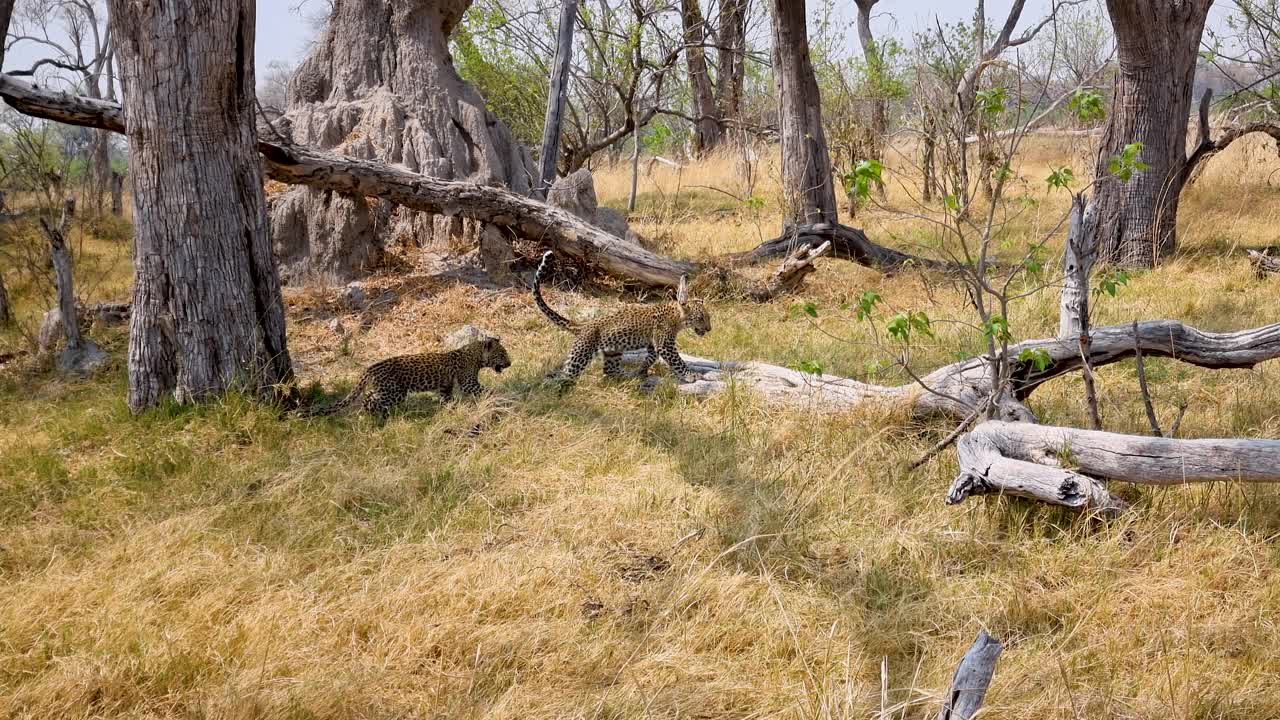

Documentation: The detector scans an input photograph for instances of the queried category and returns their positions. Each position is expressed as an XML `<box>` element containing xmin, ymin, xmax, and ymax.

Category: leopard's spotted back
<box><xmin>533</xmin><ymin>252</ymin><xmax>711</xmax><ymax>382</ymax></box>
<box><xmin>300</xmin><ymin>337</ymin><xmax>512</xmax><ymax>417</ymax></box>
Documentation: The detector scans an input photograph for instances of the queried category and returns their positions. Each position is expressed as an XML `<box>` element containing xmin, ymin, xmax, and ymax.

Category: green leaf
<box><xmin>1094</xmin><ymin>269</ymin><xmax>1132</xmax><ymax>299</ymax></box>
<box><xmin>854</xmin><ymin>289</ymin><xmax>882</xmax><ymax>321</ymax></box>
<box><xmin>982</xmin><ymin>315</ymin><xmax>1012</xmax><ymax>344</ymax></box>
<box><xmin>796</xmin><ymin>359</ymin><xmax>825</xmax><ymax>375</ymax></box>
<box><xmin>976</xmin><ymin>87</ymin><xmax>1007</xmax><ymax>115</ymax></box>
<box><xmin>1068</xmin><ymin>88</ymin><xmax>1106</xmax><ymax>123</ymax></box>
<box><xmin>1046</xmin><ymin>166</ymin><xmax>1075</xmax><ymax>190</ymax></box>
<box><xmin>944</xmin><ymin>194</ymin><xmax>961</xmax><ymax>211</ymax></box>
<box><xmin>1018</xmin><ymin>347</ymin><xmax>1054</xmax><ymax>372</ymax></box>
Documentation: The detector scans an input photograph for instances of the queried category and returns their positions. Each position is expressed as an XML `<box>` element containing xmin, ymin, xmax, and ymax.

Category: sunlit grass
<box><xmin>1</xmin><ymin>136</ymin><xmax>1280</xmax><ymax>717</ymax></box>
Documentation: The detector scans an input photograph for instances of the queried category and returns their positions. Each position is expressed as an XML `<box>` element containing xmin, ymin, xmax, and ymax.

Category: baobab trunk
<box><xmin>680</xmin><ymin>0</ymin><xmax>720</xmax><ymax>154</ymax></box>
<box><xmin>769</xmin><ymin>0</ymin><xmax>839</xmax><ymax>227</ymax></box>
<box><xmin>109</xmin><ymin>0</ymin><xmax>292</xmax><ymax>411</ymax></box>
<box><xmin>1090</xmin><ymin>0</ymin><xmax>1212</xmax><ymax>267</ymax></box>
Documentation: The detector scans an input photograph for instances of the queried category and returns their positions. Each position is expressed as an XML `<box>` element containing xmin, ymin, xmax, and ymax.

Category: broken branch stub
<box><xmin>937</xmin><ymin>630</ymin><xmax>1003</xmax><ymax>720</ymax></box>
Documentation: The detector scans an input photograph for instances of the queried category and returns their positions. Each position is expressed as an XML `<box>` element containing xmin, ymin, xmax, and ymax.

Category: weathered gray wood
<box><xmin>768</xmin><ymin>0</ymin><xmax>839</xmax><ymax>227</ymax></box>
<box><xmin>1248</xmin><ymin>249</ymin><xmax>1279</xmax><ymax>279</ymax></box>
<box><xmin>937</xmin><ymin>631</ymin><xmax>1003</xmax><ymax>720</ymax></box>
<box><xmin>947</xmin><ymin>421</ymin><xmax>1280</xmax><ymax>515</ymax></box>
<box><xmin>624</xmin><ymin>319</ymin><xmax>1280</xmax><ymax>422</ymax></box>
<box><xmin>109</xmin><ymin>0</ymin><xmax>292</xmax><ymax>410</ymax></box>
<box><xmin>39</xmin><ymin>198</ymin><xmax>107</xmax><ymax>374</ymax></box>
<box><xmin>537</xmin><ymin>0</ymin><xmax>578</xmax><ymax>197</ymax></box>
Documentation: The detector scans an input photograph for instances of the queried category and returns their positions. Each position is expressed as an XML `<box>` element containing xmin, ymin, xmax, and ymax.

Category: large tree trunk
<box><xmin>269</xmin><ymin>0</ymin><xmax>534</xmax><ymax>283</ymax></box>
<box><xmin>1090</xmin><ymin>0</ymin><xmax>1213</xmax><ymax>267</ymax></box>
<box><xmin>681</xmin><ymin>0</ymin><xmax>721</xmax><ymax>154</ymax></box>
<box><xmin>768</xmin><ymin>0</ymin><xmax>838</xmax><ymax>227</ymax></box>
<box><xmin>109</xmin><ymin>0</ymin><xmax>292</xmax><ymax>412</ymax></box>
<box><xmin>537</xmin><ymin>0</ymin><xmax>578</xmax><ymax>197</ymax></box>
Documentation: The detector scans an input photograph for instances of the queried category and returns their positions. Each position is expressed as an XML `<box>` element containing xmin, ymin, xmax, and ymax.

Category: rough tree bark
<box><xmin>769</xmin><ymin>0</ymin><xmax>838</xmax><ymax>227</ymax></box>
<box><xmin>268</xmin><ymin>0</ymin><xmax>534</xmax><ymax>282</ymax></box>
<box><xmin>109</xmin><ymin>0</ymin><xmax>292</xmax><ymax>411</ymax></box>
<box><xmin>681</xmin><ymin>0</ymin><xmax>721</xmax><ymax>153</ymax></box>
<box><xmin>537</xmin><ymin>0</ymin><xmax>578</xmax><ymax>197</ymax></box>
<box><xmin>947</xmin><ymin>422</ymin><xmax>1280</xmax><ymax>516</ymax></box>
<box><xmin>1089</xmin><ymin>0</ymin><xmax>1213</xmax><ymax>267</ymax></box>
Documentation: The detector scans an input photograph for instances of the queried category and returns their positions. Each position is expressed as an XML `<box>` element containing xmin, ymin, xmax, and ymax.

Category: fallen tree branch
<box><xmin>946</xmin><ymin>421</ymin><xmax>1280</xmax><ymax>516</ymax></box>
<box><xmin>626</xmin><ymin>319</ymin><xmax>1280</xmax><ymax>421</ymax></box>
<box><xmin>0</xmin><ymin>73</ymin><xmax>947</xmax><ymax>292</ymax></box>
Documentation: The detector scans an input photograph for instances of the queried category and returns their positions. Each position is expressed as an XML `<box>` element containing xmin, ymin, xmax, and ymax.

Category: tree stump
<box><xmin>267</xmin><ymin>0</ymin><xmax>534</xmax><ymax>284</ymax></box>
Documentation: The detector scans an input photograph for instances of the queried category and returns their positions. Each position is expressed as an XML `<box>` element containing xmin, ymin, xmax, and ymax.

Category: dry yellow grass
<box><xmin>2</xmin><ymin>136</ymin><xmax>1280</xmax><ymax>718</ymax></box>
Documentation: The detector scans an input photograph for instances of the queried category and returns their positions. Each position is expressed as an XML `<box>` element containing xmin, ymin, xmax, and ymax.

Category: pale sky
<box><xmin>1</xmin><ymin>1</ymin><xmax>1236</xmax><ymax>84</ymax></box>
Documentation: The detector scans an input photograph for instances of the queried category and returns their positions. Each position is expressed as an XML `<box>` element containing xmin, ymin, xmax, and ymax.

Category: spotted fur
<box><xmin>300</xmin><ymin>337</ymin><xmax>512</xmax><ymax>417</ymax></box>
<box><xmin>533</xmin><ymin>251</ymin><xmax>710</xmax><ymax>383</ymax></box>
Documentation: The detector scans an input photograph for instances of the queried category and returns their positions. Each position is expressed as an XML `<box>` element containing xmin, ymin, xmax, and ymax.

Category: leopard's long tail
<box><xmin>533</xmin><ymin>251</ymin><xmax>578</xmax><ymax>331</ymax></box>
<box><xmin>296</xmin><ymin>372</ymin><xmax>370</xmax><ymax>417</ymax></box>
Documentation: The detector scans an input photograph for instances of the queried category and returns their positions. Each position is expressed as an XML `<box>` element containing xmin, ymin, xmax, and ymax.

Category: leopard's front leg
<box><xmin>656</xmin><ymin>334</ymin><xmax>695</xmax><ymax>383</ymax></box>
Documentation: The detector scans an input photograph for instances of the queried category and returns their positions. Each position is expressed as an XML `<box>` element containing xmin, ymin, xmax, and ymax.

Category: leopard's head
<box><xmin>481</xmin><ymin>337</ymin><xmax>512</xmax><ymax>373</ymax></box>
<box><xmin>676</xmin><ymin>275</ymin><xmax>711</xmax><ymax>336</ymax></box>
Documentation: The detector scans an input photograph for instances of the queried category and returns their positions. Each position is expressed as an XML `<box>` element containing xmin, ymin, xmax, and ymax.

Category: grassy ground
<box><xmin>2</xmin><ymin>136</ymin><xmax>1280</xmax><ymax>718</ymax></box>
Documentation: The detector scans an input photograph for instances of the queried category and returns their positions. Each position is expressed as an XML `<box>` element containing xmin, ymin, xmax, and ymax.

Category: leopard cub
<box><xmin>532</xmin><ymin>251</ymin><xmax>710</xmax><ymax>383</ymax></box>
<box><xmin>299</xmin><ymin>336</ymin><xmax>512</xmax><ymax>417</ymax></box>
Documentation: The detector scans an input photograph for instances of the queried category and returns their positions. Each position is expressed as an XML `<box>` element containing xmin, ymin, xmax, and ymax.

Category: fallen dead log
<box><xmin>0</xmin><ymin>74</ymin><xmax>945</xmax><ymax>292</ymax></box>
<box><xmin>937</xmin><ymin>631</ymin><xmax>1003</xmax><ymax>720</ymax></box>
<box><xmin>946</xmin><ymin>421</ymin><xmax>1280</xmax><ymax>516</ymax></box>
<box><xmin>630</xmin><ymin>319</ymin><xmax>1280</xmax><ymax>422</ymax></box>
<box><xmin>1248</xmin><ymin>249</ymin><xmax>1279</xmax><ymax>279</ymax></box>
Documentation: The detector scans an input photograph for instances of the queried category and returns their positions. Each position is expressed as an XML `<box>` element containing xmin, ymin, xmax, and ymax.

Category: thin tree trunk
<box><xmin>109</xmin><ymin>0</ymin><xmax>291</xmax><ymax>411</ymax></box>
<box><xmin>769</xmin><ymin>0</ymin><xmax>838</xmax><ymax>227</ymax></box>
<box><xmin>853</xmin><ymin>0</ymin><xmax>886</xmax><ymax>196</ymax></box>
<box><xmin>40</xmin><ymin>198</ymin><xmax>106</xmax><ymax>373</ymax></box>
<box><xmin>680</xmin><ymin>0</ymin><xmax>720</xmax><ymax>153</ymax></box>
<box><xmin>628</xmin><ymin>127</ymin><xmax>641</xmax><ymax>212</ymax></box>
<box><xmin>715</xmin><ymin>0</ymin><xmax>747</xmax><ymax>126</ymax></box>
<box><xmin>537</xmin><ymin>0</ymin><xmax>579</xmax><ymax>197</ymax></box>
<box><xmin>110</xmin><ymin>171</ymin><xmax>123</xmax><ymax>216</ymax></box>
<box><xmin>1058</xmin><ymin>194</ymin><xmax>1096</xmax><ymax>337</ymax></box>
<box><xmin>0</xmin><ymin>270</ymin><xmax>11</xmax><ymax>326</ymax></box>
<box><xmin>1090</xmin><ymin>0</ymin><xmax>1213</xmax><ymax>267</ymax></box>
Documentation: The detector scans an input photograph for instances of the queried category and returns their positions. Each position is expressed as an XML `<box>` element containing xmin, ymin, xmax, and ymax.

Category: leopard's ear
<box><xmin>677</xmin><ymin>274</ymin><xmax>689</xmax><ymax>303</ymax></box>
